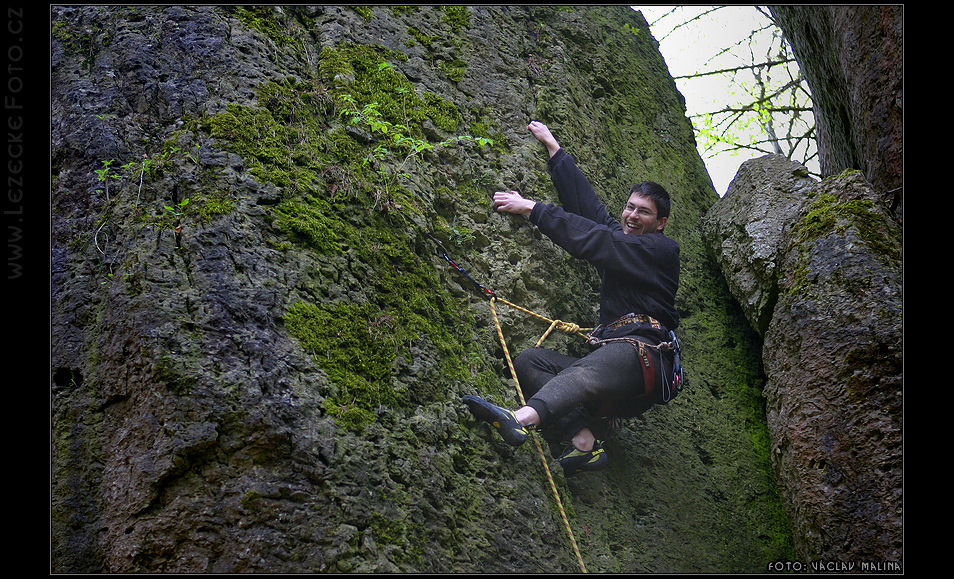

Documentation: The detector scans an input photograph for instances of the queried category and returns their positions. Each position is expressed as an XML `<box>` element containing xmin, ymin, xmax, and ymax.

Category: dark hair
<box><xmin>629</xmin><ymin>181</ymin><xmax>671</xmax><ymax>220</ymax></box>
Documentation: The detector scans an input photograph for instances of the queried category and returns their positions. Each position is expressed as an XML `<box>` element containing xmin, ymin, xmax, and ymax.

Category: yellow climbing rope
<box><xmin>488</xmin><ymin>296</ymin><xmax>590</xmax><ymax>574</ymax></box>
<box><xmin>491</xmin><ymin>296</ymin><xmax>593</xmax><ymax>347</ymax></box>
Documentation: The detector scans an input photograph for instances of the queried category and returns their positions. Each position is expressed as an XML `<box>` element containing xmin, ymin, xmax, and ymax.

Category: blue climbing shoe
<box><xmin>462</xmin><ymin>395</ymin><xmax>529</xmax><ymax>447</ymax></box>
<box><xmin>557</xmin><ymin>441</ymin><xmax>608</xmax><ymax>475</ymax></box>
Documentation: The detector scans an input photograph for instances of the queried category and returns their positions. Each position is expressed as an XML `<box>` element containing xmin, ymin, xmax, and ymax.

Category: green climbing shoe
<box><xmin>462</xmin><ymin>395</ymin><xmax>529</xmax><ymax>447</ymax></box>
<box><xmin>557</xmin><ymin>441</ymin><xmax>608</xmax><ymax>475</ymax></box>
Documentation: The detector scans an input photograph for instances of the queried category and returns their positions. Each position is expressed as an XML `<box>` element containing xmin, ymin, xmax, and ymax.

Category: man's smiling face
<box><xmin>621</xmin><ymin>193</ymin><xmax>667</xmax><ymax>235</ymax></box>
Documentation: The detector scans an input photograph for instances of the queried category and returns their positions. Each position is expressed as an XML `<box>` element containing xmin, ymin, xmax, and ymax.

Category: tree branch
<box><xmin>690</xmin><ymin>105</ymin><xmax>813</xmax><ymax>117</ymax></box>
<box><xmin>673</xmin><ymin>58</ymin><xmax>797</xmax><ymax>80</ymax></box>
<box><xmin>651</xmin><ymin>6</ymin><xmax>725</xmax><ymax>43</ymax></box>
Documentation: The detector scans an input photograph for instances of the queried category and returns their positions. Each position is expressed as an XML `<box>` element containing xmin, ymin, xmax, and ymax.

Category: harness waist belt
<box><xmin>603</xmin><ymin>312</ymin><xmax>663</xmax><ymax>332</ymax></box>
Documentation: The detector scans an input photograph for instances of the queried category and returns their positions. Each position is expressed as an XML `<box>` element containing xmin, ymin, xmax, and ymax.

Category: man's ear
<box><xmin>656</xmin><ymin>216</ymin><xmax>668</xmax><ymax>232</ymax></box>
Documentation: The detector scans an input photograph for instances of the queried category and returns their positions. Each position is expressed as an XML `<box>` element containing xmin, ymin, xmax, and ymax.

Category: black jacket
<box><xmin>528</xmin><ymin>148</ymin><xmax>680</xmax><ymax>341</ymax></box>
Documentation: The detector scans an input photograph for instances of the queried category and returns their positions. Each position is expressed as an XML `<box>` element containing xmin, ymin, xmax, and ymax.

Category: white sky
<box><xmin>634</xmin><ymin>5</ymin><xmax>805</xmax><ymax>197</ymax></box>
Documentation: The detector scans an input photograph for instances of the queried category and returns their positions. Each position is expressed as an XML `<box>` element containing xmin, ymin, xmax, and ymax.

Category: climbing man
<box><xmin>463</xmin><ymin>121</ymin><xmax>680</xmax><ymax>476</ymax></box>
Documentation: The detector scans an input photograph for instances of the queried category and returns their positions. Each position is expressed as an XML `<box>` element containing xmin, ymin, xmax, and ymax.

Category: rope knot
<box><xmin>554</xmin><ymin>320</ymin><xmax>581</xmax><ymax>334</ymax></box>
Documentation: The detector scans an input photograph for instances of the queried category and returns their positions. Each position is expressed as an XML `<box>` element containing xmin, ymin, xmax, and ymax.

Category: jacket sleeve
<box><xmin>547</xmin><ymin>148</ymin><xmax>622</xmax><ymax>233</ymax></box>
<box><xmin>529</xmin><ymin>202</ymin><xmax>674</xmax><ymax>277</ymax></box>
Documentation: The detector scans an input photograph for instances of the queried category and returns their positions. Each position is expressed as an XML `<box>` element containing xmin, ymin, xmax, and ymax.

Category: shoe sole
<box><xmin>559</xmin><ymin>446</ymin><xmax>608</xmax><ymax>475</ymax></box>
<box><xmin>462</xmin><ymin>395</ymin><xmax>528</xmax><ymax>446</ymax></box>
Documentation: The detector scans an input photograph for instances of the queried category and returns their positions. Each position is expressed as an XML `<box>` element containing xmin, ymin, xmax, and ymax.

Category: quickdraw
<box><xmin>661</xmin><ymin>330</ymin><xmax>683</xmax><ymax>403</ymax></box>
<box><xmin>439</xmin><ymin>251</ymin><xmax>496</xmax><ymax>299</ymax></box>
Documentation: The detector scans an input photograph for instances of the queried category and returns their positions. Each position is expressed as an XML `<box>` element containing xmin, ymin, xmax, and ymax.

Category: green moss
<box><xmin>241</xmin><ymin>490</ymin><xmax>262</xmax><ymax>509</ymax></box>
<box><xmin>439</xmin><ymin>6</ymin><xmax>471</xmax><ymax>32</ymax></box>
<box><xmin>471</xmin><ymin>368</ymin><xmax>507</xmax><ymax>398</ymax></box>
<box><xmin>310</xmin><ymin>43</ymin><xmax>483</xmax><ymax>213</ymax></box>
<box><xmin>370</xmin><ymin>511</ymin><xmax>424</xmax><ymax>565</ymax></box>
<box><xmin>228</xmin><ymin>6</ymin><xmax>296</xmax><ymax>46</ymax></box>
<box><xmin>282</xmin><ymin>218</ymin><xmax>473</xmax><ymax>430</ymax></box>
<box><xmin>790</xmin><ymin>190</ymin><xmax>901</xmax><ymax>262</ymax></box>
<box><xmin>721</xmin><ymin>334</ymin><xmax>795</xmax><ymax>561</ymax></box>
<box><xmin>326</xmin><ymin>128</ymin><xmax>363</xmax><ymax>163</ymax></box>
<box><xmin>407</xmin><ymin>26</ymin><xmax>436</xmax><ymax>48</ymax></box>
<box><xmin>155</xmin><ymin>354</ymin><xmax>193</xmax><ymax>395</ymax></box>
<box><xmin>785</xmin><ymin>189</ymin><xmax>902</xmax><ymax>297</ymax></box>
<box><xmin>467</xmin><ymin>120</ymin><xmax>508</xmax><ymax>155</ymax></box>
<box><xmin>52</xmin><ymin>16</ymin><xmax>108</xmax><ymax>72</ymax></box>
<box><xmin>205</xmin><ymin>77</ymin><xmax>339</xmax><ymax>185</ymax></box>
<box><xmin>440</xmin><ymin>58</ymin><xmax>467</xmax><ymax>83</ymax></box>
<box><xmin>284</xmin><ymin>229</ymin><xmax>472</xmax><ymax>429</ymax></box>
<box><xmin>266</xmin><ymin>239</ymin><xmax>291</xmax><ymax>252</ymax></box>
<box><xmin>352</xmin><ymin>6</ymin><xmax>374</xmax><ymax>21</ymax></box>
<box><xmin>284</xmin><ymin>301</ymin><xmax>401</xmax><ymax>430</ymax></box>
<box><xmin>273</xmin><ymin>195</ymin><xmax>342</xmax><ymax>254</ymax></box>
<box><xmin>195</xmin><ymin>46</ymin><xmax>484</xmax><ymax>432</ymax></box>
<box><xmin>196</xmin><ymin>194</ymin><xmax>235</xmax><ymax>223</ymax></box>
<box><xmin>206</xmin><ymin>104</ymin><xmax>293</xmax><ymax>186</ymax></box>
<box><xmin>319</xmin><ymin>43</ymin><xmax>461</xmax><ymax>134</ymax></box>
<box><xmin>51</xmin><ymin>19</ymin><xmax>96</xmax><ymax>56</ymax></box>
<box><xmin>420</xmin><ymin>92</ymin><xmax>461</xmax><ymax>132</ymax></box>
<box><xmin>353</xmin><ymin>225</ymin><xmax>469</xmax><ymax>369</ymax></box>
<box><xmin>390</xmin><ymin>6</ymin><xmax>419</xmax><ymax>16</ymax></box>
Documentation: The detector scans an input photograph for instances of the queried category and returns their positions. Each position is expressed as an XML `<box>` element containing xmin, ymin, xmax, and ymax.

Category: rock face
<box><xmin>701</xmin><ymin>155</ymin><xmax>816</xmax><ymax>336</ymax></box>
<box><xmin>766</xmin><ymin>170</ymin><xmax>902</xmax><ymax>563</ymax></box>
<box><xmin>703</xmin><ymin>157</ymin><xmax>903</xmax><ymax>563</ymax></box>
<box><xmin>770</xmin><ymin>5</ymin><xmax>903</xmax><ymax>221</ymax></box>
<box><xmin>51</xmin><ymin>6</ymin><xmax>793</xmax><ymax>572</ymax></box>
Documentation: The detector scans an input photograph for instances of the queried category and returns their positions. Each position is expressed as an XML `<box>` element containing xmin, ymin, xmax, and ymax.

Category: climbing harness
<box><xmin>582</xmin><ymin>311</ymin><xmax>684</xmax><ymax>403</ymax></box>
<box><xmin>663</xmin><ymin>330</ymin><xmax>684</xmax><ymax>403</ymax></box>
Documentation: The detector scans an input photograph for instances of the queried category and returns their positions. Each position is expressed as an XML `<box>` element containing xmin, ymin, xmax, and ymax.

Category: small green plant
<box><xmin>163</xmin><ymin>197</ymin><xmax>189</xmax><ymax>218</ymax></box>
<box><xmin>448</xmin><ymin>217</ymin><xmax>475</xmax><ymax>246</ymax></box>
<box><xmin>336</xmin><ymin>93</ymin><xmax>493</xmax><ymax>210</ymax></box>
<box><xmin>94</xmin><ymin>146</ymin><xmax>184</xmax><ymax>204</ymax></box>
<box><xmin>185</xmin><ymin>143</ymin><xmax>201</xmax><ymax>166</ymax></box>
<box><xmin>88</xmin><ymin>140</ymin><xmax>212</xmax><ymax>282</ymax></box>
<box><xmin>164</xmin><ymin>197</ymin><xmax>190</xmax><ymax>220</ymax></box>
<box><xmin>100</xmin><ymin>270</ymin><xmax>132</xmax><ymax>286</ymax></box>
<box><xmin>94</xmin><ymin>159</ymin><xmax>123</xmax><ymax>201</ymax></box>
<box><xmin>163</xmin><ymin>198</ymin><xmax>190</xmax><ymax>249</ymax></box>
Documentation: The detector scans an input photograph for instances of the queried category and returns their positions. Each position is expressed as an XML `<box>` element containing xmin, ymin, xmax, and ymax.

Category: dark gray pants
<box><xmin>514</xmin><ymin>342</ymin><xmax>655</xmax><ymax>441</ymax></box>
